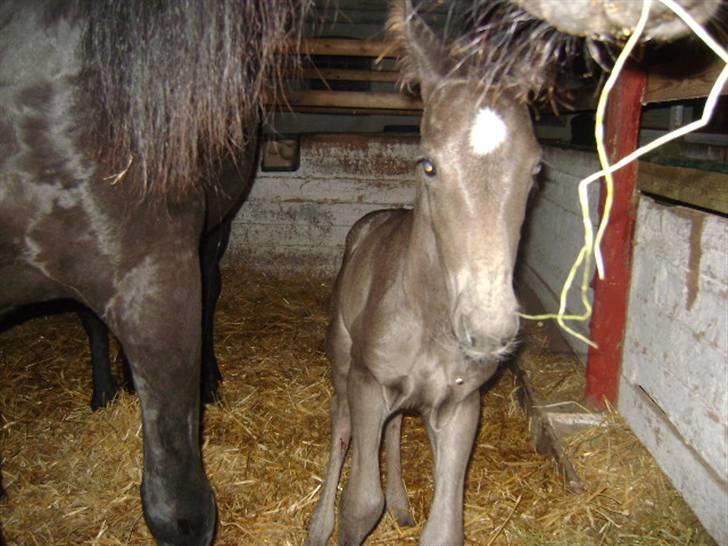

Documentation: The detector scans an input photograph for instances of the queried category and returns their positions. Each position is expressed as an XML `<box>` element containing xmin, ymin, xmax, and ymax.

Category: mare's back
<box><xmin>0</xmin><ymin>2</ymin><xmax>86</xmax><ymax>181</ymax></box>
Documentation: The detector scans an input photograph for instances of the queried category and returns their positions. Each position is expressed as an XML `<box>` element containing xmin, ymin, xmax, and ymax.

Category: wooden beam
<box><xmin>271</xmin><ymin>106</ymin><xmax>421</xmax><ymax>117</ymax></box>
<box><xmin>300</xmin><ymin>67</ymin><xmax>400</xmax><ymax>83</ymax></box>
<box><xmin>272</xmin><ymin>89</ymin><xmax>422</xmax><ymax>111</ymax></box>
<box><xmin>538</xmin><ymin>59</ymin><xmax>725</xmax><ymax>114</ymax></box>
<box><xmin>300</xmin><ymin>38</ymin><xmax>395</xmax><ymax>58</ymax></box>
<box><xmin>585</xmin><ymin>64</ymin><xmax>647</xmax><ymax>410</ymax></box>
<box><xmin>645</xmin><ymin>60</ymin><xmax>726</xmax><ymax>104</ymax></box>
<box><xmin>638</xmin><ymin>161</ymin><xmax>728</xmax><ymax>215</ymax></box>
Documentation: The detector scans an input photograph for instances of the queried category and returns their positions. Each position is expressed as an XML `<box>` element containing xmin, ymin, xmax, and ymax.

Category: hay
<box><xmin>0</xmin><ymin>268</ymin><xmax>714</xmax><ymax>545</ymax></box>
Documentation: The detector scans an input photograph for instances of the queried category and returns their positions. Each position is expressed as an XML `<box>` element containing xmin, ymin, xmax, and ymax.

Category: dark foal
<box><xmin>305</xmin><ymin>3</ymin><xmax>541</xmax><ymax>546</ymax></box>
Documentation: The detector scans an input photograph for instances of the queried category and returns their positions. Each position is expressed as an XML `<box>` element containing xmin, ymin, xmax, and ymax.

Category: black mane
<box><xmin>390</xmin><ymin>0</ymin><xmax>606</xmax><ymax>108</ymax></box>
<box><xmin>80</xmin><ymin>0</ymin><xmax>310</xmax><ymax>195</ymax></box>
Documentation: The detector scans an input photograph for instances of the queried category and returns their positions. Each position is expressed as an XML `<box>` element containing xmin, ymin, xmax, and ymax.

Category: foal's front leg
<box><xmin>421</xmin><ymin>391</ymin><xmax>480</xmax><ymax>546</ymax></box>
<box><xmin>339</xmin><ymin>366</ymin><xmax>388</xmax><ymax>546</ymax></box>
<box><xmin>305</xmin><ymin>369</ymin><xmax>351</xmax><ymax>546</ymax></box>
<box><xmin>384</xmin><ymin>414</ymin><xmax>414</xmax><ymax>526</ymax></box>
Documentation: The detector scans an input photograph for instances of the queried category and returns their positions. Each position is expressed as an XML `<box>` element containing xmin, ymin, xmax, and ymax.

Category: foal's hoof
<box><xmin>390</xmin><ymin>507</ymin><xmax>415</xmax><ymax>528</ymax></box>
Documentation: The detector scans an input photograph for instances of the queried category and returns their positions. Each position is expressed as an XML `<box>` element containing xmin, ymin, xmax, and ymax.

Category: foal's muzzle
<box><xmin>455</xmin><ymin>309</ymin><xmax>520</xmax><ymax>362</ymax></box>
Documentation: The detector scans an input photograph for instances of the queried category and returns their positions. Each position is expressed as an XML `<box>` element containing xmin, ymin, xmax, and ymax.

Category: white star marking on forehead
<box><xmin>469</xmin><ymin>107</ymin><xmax>507</xmax><ymax>156</ymax></box>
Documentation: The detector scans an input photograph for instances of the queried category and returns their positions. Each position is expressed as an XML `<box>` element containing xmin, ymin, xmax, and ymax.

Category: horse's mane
<box><xmin>80</xmin><ymin>0</ymin><xmax>311</xmax><ymax>196</ymax></box>
<box><xmin>388</xmin><ymin>0</ymin><xmax>603</xmax><ymax>107</ymax></box>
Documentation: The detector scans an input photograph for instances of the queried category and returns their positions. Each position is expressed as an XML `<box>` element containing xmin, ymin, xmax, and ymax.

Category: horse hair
<box><xmin>388</xmin><ymin>0</ymin><xmax>606</xmax><ymax>107</ymax></box>
<box><xmin>80</xmin><ymin>0</ymin><xmax>311</xmax><ymax>196</ymax></box>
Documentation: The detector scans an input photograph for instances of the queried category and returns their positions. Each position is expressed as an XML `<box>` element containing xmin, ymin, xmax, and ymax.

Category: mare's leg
<box><xmin>78</xmin><ymin>309</ymin><xmax>119</xmax><ymax>410</ymax></box>
<box><xmin>384</xmin><ymin>414</ymin><xmax>414</xmax><ymax>526</ymax></box>
<box><xmin>198</xmin><ymin>218</ymin><xmax>231</xmax><ymax>404</ymax></box>
<box><xmin>420</xmin><ymin>392</ymin><xmax>480</xmax><ymax>546</ymax></box>
<box><xmin>305</xmin><ymin>370</ymin><xmax>351</xmax><ymax>546</ymax></box>
<box><xmin>105</xmin><ymin>252</ymin><xmax>215</xmax><ymax>546</ymax></box>
<box><xmin>338</xmin><ymin>365</ymin><xmax>387</xmax><ymax>546</ymax></box>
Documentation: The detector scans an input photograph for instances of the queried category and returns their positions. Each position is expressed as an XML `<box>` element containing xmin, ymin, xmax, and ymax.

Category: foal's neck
<box><xmin>400</xmin><ymin>195</ymin><xmax>449</xmax><ymax>311</ymax></box>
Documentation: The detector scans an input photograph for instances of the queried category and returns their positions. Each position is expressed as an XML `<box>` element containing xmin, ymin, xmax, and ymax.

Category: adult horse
<box><xmin>79</xmin><ymin>154</ymin><xmax>255</xmax><ymax>411</ymax></box>
<box><xmin>0</xmin><ymin>1</ymin><xmax>307</xmax><ymax>544</ymax></box>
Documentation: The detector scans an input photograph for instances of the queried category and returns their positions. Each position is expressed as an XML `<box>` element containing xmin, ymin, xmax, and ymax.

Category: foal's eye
<box><xmin>532</xmin><ymin>161</ymin><xmax>543</xmax><ymax>176</ymax></box>
<box><xmin>419</xmin><ymin>158</ymin><xmax>437</xmax><ymax>177</ymax></box>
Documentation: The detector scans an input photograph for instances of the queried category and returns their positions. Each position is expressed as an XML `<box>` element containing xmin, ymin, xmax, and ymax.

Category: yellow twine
<box><xmin>520</xmin><ymin>0</ymin><xmax>728</xmax><ymax>349</ymax></box>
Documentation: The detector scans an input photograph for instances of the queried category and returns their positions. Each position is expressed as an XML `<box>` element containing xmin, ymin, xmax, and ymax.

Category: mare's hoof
<box><xmin>201</xmin><ymin>386</ymin><xmax>221</xmax><ymax>405</ymax></box>
<box><xmin>90</xmin><ymin>388</ymin><xmax>119</xmax><ymax>411</ymax></box>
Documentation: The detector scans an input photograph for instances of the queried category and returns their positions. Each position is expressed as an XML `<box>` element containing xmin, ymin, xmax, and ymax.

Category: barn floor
<box><xmin>0</xmin><ymin>268</ymin><xmax>714</xmax><ymax>545</ymax></box>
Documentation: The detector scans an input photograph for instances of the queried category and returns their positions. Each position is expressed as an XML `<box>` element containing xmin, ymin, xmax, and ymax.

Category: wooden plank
<box><xmin>236</xmin><ymin>200</ymin><xmax>395</xmax><ymax>229</ymax></box>
<box><xmin>249</xmin><ymin>178</ymin><xmax>415</xmax><ymax>206</ymax></box>
<box><xmin>637</xmin><ymin>161</ymin><xmax>728</xmax><ymax>215</ymax></box>
<box><xmin>300</xmin><ymin>38</ymin><xmax>395</xmax><ymax>58</ymax></box>
<box><xmin>645</xmin><ymin>60</ymin><xmax>728</xmax><ymax>104</ymax></box>
<box><xmin>624</xmin><ymin>199</ymin><xmax>728</xmax><ymax>476</ymax></box>
<box><xmin>232</xmin><ymin>221</ymin><xmax>350</xmax><ymax>248</ymax></box>
<box><xmin>508</xmin><ymin>360</ymin><xmax>586</xmax><ymax>494</ymax></box>
<box><xmin>300</xmin><ymin>67</ymin><xmax>400</xmax><ymax>83</ymax></box>
<box><xmin>619</xmin><ymin>382</ymin><xmax>728</xmax><ymax>544</ymax></box>
<box><xmin>272</xmin><ymin>106</ymin><xmax>420</xmax><ymax>116</ymax></box>
<box><xmin>586</xmin><ymin>65</ymin><xmax>646</xmax><ymax>410</ymax></box>
<box><xmin>274</xmin><ymin>89</ymin><xmax>422</xmax><ymax>111</ymax></box>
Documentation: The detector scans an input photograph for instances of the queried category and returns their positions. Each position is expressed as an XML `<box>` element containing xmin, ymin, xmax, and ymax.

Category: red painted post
<box><xmin>585</xmin><ymin>65</ymin><xmax>647</xmax><ymax>410</ymax></box>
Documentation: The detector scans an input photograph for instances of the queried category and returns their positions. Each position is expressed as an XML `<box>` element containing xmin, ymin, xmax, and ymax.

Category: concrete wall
<box><xmin>226</xmin><ymin>134</ymin><xmax>417</xmax><ymax>275</ymax></box>
<box><xmin>518</xmin><ymin>146</ymin><xmax>601</xmax><ymax>362</ymax></box>
<box><xmin>619</xmin><ymin>197</ymin><xmax>728</xmax><ymax>544</ymax></box>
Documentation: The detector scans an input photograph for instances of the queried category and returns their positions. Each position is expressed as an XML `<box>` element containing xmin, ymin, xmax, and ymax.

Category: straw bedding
<box><xmin>0</xmin><ymin>268</ymin><xmax>714</xmax><ymax>545</ymax></box>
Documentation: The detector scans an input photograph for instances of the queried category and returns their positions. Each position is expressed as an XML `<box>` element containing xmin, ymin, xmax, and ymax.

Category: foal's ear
<box><xmin>388</xmin><ymin>0</ymin><xmax>451</xmax><ymax>101</ymax></box>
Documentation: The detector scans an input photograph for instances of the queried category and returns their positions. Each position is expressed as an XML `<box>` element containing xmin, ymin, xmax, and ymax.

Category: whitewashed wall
<box><xmin>620</xmin><ymin>196</ymin><xmax>728</xmax><ymax>544</ymax></box>
<box><xmin>226</xmin><ymin>134</ymin><xmax>417</xmax><ymax>275</ymax></box>
<box><xmin>518</xmin><ymin>146</ymin><xmax>601</xmax><ymax>362</ymax></box>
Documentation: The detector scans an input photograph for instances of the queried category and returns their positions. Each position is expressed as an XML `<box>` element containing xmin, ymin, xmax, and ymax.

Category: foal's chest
<box><xmin>377</xmin><ymin>338</ymin><xmax>500</xmax><ymax>413</ymax></box>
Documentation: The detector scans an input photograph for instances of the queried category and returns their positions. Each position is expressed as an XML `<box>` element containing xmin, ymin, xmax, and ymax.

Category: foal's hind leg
<box><xmin>105</xmin><ymin>253</ymin><xmax>215</xmax><ymax>546</ymax></box>
<box><xmin>384</xmin><ymin>414</ymin><xmax>414</xmax><ymax>527</ymax></box>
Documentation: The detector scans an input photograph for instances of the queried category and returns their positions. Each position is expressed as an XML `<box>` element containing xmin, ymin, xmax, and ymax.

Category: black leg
<box><xmin>198</xmin><ymin>217</ymin><xmax>232</xmax><ymax>404</ymax></box>
<box><xmin>79</xmin><ymin>309</ymin><xmax>119</xmax><ymax>410</ymax></box>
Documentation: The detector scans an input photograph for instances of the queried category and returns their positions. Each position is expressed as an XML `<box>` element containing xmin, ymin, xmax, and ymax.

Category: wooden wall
<box><xmin>225</xmin><ymin>134</ymin><xmax>417</xmax><ymax>275</ymax></box>
<box><xmin>619</xmin><ymin>197</ymin><xmax>728</xmax><ymax>544</ymax></box>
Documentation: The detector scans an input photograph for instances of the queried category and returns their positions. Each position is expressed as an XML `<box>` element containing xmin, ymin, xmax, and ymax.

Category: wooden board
<box><xmin>645</xmin><ymin>60</ymin><xmax>727</xmax><ymax>104</ymax></box>
<box><xmin>638</xmin><ymin>161</ymin><xmax>728</xmax><ymax>215</ymax></box>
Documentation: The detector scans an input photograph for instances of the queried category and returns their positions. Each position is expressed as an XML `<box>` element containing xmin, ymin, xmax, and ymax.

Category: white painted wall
<box><xmin>226</xmin><ymin>134</ymin><xmax>417</xmax><ymax>275</ymax></box>
<box><xmin>620</xmin><ymin>196</ymin><xmax>728</xmax><ymax>544</ymax></box>
<box><xmin>518</xmin><ymin>146</ymin><xmax>601</xmax><ymax>363</ymax></box>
